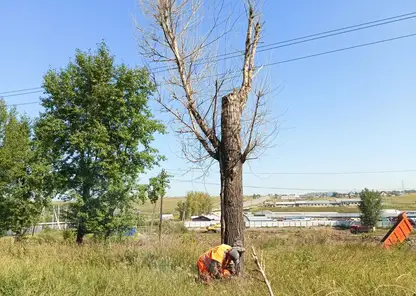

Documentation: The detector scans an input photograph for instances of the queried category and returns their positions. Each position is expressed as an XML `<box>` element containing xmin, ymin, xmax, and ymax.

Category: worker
<box><xmin>197</xmin><ymin>242</ymin><xmax>245</xmax><ymax>282</ymax></box>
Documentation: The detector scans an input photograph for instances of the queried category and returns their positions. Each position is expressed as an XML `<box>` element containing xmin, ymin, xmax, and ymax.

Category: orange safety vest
<box><xmin>197</xmin><ymin>244</ymin><xmax>232</xmax><ymax>276</ymax></box>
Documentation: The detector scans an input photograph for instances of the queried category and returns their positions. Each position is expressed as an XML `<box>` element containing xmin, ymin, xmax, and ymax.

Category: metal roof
<box><xmin>253</xmin><ymin>209</ymin><xmax>404</xmax><ymax>219</ymax></box>
<box><xmin>269</xmin><ymin>199</ymin><xmax>362</xmax><ymax>206</ymax></box>
<box><xmin>244</xmin><ymin>214</ymin><xmax>273</xmax><ymax>222</ymax></box>
<box><xmin>191</xmin><ymin>214</ymin><xmax>220</xmax><ymax>221</ymax></box>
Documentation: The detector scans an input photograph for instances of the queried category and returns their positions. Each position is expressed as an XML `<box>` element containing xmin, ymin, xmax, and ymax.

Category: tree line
<box><xmin>176</xmin><ymin>191</ymin><xmax>213</xmax><ymax>220</ymax></box>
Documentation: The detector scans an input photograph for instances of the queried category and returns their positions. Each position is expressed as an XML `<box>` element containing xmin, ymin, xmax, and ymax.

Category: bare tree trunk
<box><xmin>221</xmin><ymin>92</ymin><xmax>245</xmax><ymax>249</ymax></box>
<box><xmin>222</xmin><ymin>162</ymin><xmax>244</xmax><ymax>246</ymax></box>
<box><xmin>150</xmin><ymin>202</ymin><xmax>157</xmax><ymax>234</ymax></box>
<box><xmin>76</xmin><ymin>224</ymin><xmax>85</xmax><ymax>245</ymax></box>
<box><xmin>219</xmin><ymin>164</ymin><xmax>225</xmax><ymax>243</ymax></box>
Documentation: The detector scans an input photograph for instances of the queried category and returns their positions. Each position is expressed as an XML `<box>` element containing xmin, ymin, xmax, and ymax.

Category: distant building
<box><xmin>280</xmin><ymin>194</ymin><xmax>301</xmax><ymax>200</ymax></box>
<box><xmin>191</xmin><ymin>214</ymin><xmax>220</xmax><ymax>222</ymax></box>
<box><xmin>161</xmin><ymin>214</ymin><xmax>174</xmax><ymax>221</ymax></box>
<box><xmin>338</xmin><ymin>199</ymin><xmax>361</xmax><ymax>207</ymax></box>
<box><xmin>243</xmin><ymin>214</ymin><xmax>273</xmax><ymax>223</ymax></box>
<box><xmin>263</xmin><ymin>198</ymin><xmax>364</xmax><ymax>208</ymax></box>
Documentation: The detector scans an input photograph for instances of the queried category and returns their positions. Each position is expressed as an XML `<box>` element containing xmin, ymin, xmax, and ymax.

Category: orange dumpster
<box><xmin>381</xmin><ymin>213</ymin><xmax>414</xmax><ymax>249</ymax></box>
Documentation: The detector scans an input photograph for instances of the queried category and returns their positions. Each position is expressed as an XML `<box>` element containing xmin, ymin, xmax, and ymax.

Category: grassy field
<box><xmin>137</xmin><ymin>197</ymin><xmax>221</xmax><ymax>215</ymax></box>
<box><xmin>136</xmin><ymin>197</ymin><xmax>185</xmax><ymax>214</ymax></box>
<box><xmin>383</xmin><ymin>194</ymin><xmax>416</xmax><ymax>210</ymax></box>
<box><xmin>2</xmin><ymin>227</ymin><xmax>416</xmax><ymax>296</ymax></box>
<box><xmin>255</xmin><ymin>194</ymin><xmax>416</xmax><ymax>213</ymax></box>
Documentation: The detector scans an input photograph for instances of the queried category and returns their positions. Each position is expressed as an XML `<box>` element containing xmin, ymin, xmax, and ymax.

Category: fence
<box><xmin>184</xmin><ymin>221</ymin><xmax>216</xmax><ymax>228</ymax></box>
<box><xmin>184</xmin><ymin>220</ymin><xmax>395</xmax><ymax>229</ymax></box>
<box><xmin>246</xmin><ymin>220</ymin><xmax>339</xmax><ymax>228</ymax></box>
<box><xmin>3</xmin><ymin>220</ymin><xmax>395</xmax><ymax>236</ymax></box>
<box><xmin>31</xmin><ymin>222</ymin><xmax>70</xmax><ymax>233</ymax></box>
<box><xmin>5</xmin><ymin>222</ymin><xmax>70</xmax><ymax>236</ymax></box>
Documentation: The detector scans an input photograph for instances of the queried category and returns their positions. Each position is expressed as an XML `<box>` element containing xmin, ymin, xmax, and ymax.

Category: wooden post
<box><xmin>53</xmin><ymin>205</ymin><xmax>61</xmax><ymax>230</ymax></box>
<box><xmin>159</xmin><ymin>194</ymin><xmax>163</xmax><ymax>242</ymax></box>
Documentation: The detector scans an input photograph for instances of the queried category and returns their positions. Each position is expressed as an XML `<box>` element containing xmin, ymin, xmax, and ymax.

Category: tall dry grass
<box><xmin>1</xmin><ymin>228</ymin><xmax>416</xmax><ymax>295</ymax></box>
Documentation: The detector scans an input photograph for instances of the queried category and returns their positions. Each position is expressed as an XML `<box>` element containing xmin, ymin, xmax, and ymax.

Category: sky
<box><xmin>1</xmin><ymin>0</ymin><xmax>416</xmax><ymax>197</ymax></box>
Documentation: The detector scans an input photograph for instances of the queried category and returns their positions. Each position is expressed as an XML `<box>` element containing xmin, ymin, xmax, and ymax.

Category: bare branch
<box><xmin>242</xmin><ymin>90</ymin><xmax>262</xmax><ymax>162</ymax></box>
<box><xmin>156</xmin><ymin>0</ymin><xmax>220</xmax><ymax>150</ymax></box>
<box><xmin>251</xmin><ymin>246</ymin><xmax>275</xmax><ymax>296</ymax></box>
<box><xmin>239</xmin><ymin>4</ymin><xmax>261</xmax><ymax>108</ymax></box>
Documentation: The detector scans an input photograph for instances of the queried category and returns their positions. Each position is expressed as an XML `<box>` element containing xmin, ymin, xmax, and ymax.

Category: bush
<box><xmin>162</xmin><ymin>221</ymin><xmax>188</xmax><ymax>234</ymax></box>
<box><xmin>62</xmin><ymin>229</ymin><xmax>76</xmax><ymax>241</ymax></box>
<box><xmin>33</xmin><ymin>229</ymin><xmax>62</xmax><ymax>244</ymax></box>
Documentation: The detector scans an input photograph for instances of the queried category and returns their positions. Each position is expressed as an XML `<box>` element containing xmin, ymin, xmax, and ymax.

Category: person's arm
<box><xmin>225</xmin><ymin>261</ymin><xmax>236</xmax><ymax>275</ymax></box>
<box><xmin>208</xmin><ymin>260</ymin><xmax>222</xmax><ymax>279</ymax></box>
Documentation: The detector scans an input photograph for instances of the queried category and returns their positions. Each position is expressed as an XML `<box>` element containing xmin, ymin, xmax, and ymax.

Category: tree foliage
<box><xmin>359</xmin><ymin>188</ymin><xmax>382</xmax><ymax>227</ymax></box>
<box><xmin>176</xmin><ymin>191</ymin><xmax>213</xmax><ymax>220</ymax></box>
<box><xmin>34</xmin><ymin>42</ymin><xmax>165</xmax><ymax>243</ymax></box>
<box><xmin>148</xmin><ymin>169</ymin><xmax>171</xmax><ymax>204</ymax></box>
<box><xmin>147</xmin><ymin>169</ymin><xmax>171</xmax><ymax>233</ymax></box>
<box><xmin>0</xmin><ymin>100</ymin><xmax>51</xmax><ymax>238</ymax></box>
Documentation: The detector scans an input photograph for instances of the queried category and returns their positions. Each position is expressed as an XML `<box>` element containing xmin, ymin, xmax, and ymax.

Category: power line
<box><xmin>166</xmin><ymin>168</ymin><xmax>416</xmax><ymax>175</ymax></box>
<box><xmin>3</xmin><ymin>31</ymin><xmax>416</xmax><ymax>105</ymax></box>
<box><xmin>1</xmin><ymin>90</ymin><xmax>43</xmax><ymax>98</ymax></box>
<box><xmin>6</xmin><ymin>101</ymin><xmax>41</xmax><ymax>107</ymax></box>
<box><xmin>151</xmin><ymin>12</ymin><xmax>416</xmax><ymax>73</ymax></box>
<box><xmin>171</xmin><ymin>178</ymin><xmax>401</xmax><ymax>192</ymax></box>
<box><xmin>238</xmin><ymin>12</ymin><xmax>416</xmax><ymax>55</ymax></box>
<box><xmin>2</xmin><ymin>11</ymin><xmax>416</xmax><ymax>96</ymax></box>
<box><xmin>263</xmin><ymin>32</ymin><xmax>416</xmax><ymax>67</ymax></box>
<box><xmin>0</xmin><ymin>87</ymin><xmax>43</xmax><ymax>95</ymax></box>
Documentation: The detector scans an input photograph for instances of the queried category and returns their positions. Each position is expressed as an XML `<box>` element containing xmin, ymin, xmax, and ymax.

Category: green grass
<box><xmin>256</xmin><ymin>194</ymin><xmax>416</xmax><ymax>213</ymax></box>
<box><xmin>137</xmin><ymin>197</ymin><xmax>220</xmax><ymax>215</ymax></box>
<box><xmin>383</xmin><ymin>194</ymin><xmax>416</xmax><ymax>210</ymax></box>
<box><xmin>2</xmin><ymin>228</ymin><xmax>416</xmax><ymax>295</ymax></box>
<box><xmin>137</xmin><ymin>197</ymin><xmax>185</xmax><ymax>214</ymax></box>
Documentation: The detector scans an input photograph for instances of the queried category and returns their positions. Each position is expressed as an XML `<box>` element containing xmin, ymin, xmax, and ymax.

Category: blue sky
<box><xmin>1</xmin><ymin>0</ymin><xmax>416</xmax><ymax>196</ymax></box>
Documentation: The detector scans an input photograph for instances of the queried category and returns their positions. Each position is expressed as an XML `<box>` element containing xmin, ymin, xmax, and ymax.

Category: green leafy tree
<box><xmin>0</xmin><ymin>100</ymin><xmax>51</xmax><ymax>239</ymax></box>
<box><xmin>177</xmin><ymin>191</ymin><xmax>212</xmax><ymax>220</ymax></box>
<box><xmin>147</xmin><ymin>169</ymin><xmax>171</xmax><ymax>235</ymax></box>
<box><xmin>359</xmin><ymin>188</ymin><xmax>382</xmax><ymax>227</ymax></box>
<box><xmin>35</xmin><ymin>42</ymin><xmax>165</xmax><ymax>244</ymax></box>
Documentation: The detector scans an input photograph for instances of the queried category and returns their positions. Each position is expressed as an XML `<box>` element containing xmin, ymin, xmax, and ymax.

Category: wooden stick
<box><xmin>251</xmin><ymin>246</ymin><xmax>275</xmax><ymax>296</ymax></box>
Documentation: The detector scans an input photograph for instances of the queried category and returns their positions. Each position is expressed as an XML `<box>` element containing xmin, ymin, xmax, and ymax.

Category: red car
<box><xmin>350</xmin><ymin>225</ymin><xmax>373</xmax><ymax>234</ymax></box>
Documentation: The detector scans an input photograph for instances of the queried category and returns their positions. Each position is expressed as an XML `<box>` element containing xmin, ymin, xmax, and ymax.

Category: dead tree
<box><xmin>137</xmin><ymin>0</ymin><xmax>278</xmax><ymax>255</ymax></box>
